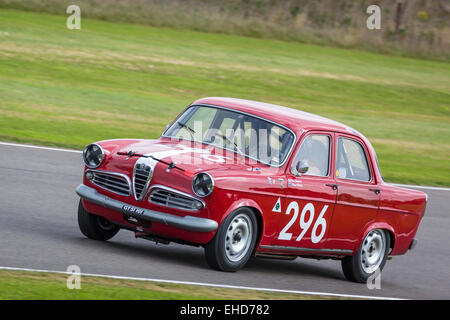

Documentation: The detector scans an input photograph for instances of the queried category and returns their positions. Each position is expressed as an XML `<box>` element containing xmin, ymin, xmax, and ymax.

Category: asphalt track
<box><xmin>0</xmin><ymin>143</ymin><xmax>449</xmax><ymax>299</ymax></box>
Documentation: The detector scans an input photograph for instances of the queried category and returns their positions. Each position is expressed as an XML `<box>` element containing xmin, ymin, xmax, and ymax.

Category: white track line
<box><xmin>0</xmin><ymin>265</ymin><xmax>403</xmax><ymax>300</ymax></box>
<box><xmin>1</xmin><ymin>141</ymin><xmax>448</xmax><ymax>192</ymax></box>
<box><xmin>389</xmin><ymin>183</ymin><xmax>450</xmax><ymax>192</ymax></box>
<box><xmin>0</xmin><ymin>141</ymin><xmax>81</xmax><ymax>153</ymax></box>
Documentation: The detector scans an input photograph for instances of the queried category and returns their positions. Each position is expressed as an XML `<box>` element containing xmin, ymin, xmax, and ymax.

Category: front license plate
<box><xmin>122</xmin><ymin>205</ymin><xmax>145</xmax><ymax>215</ymax></box>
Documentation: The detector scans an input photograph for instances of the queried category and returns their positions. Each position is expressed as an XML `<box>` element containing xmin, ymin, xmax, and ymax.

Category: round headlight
<box><xmin>192</xmin><ymin>172</ymin><xmax>214</xmax><ymax>197</ymax></box>
<box><xmin>83</xmin><ymin>143</ymin><xmax>104</xmax><ymax>168</ymax></box>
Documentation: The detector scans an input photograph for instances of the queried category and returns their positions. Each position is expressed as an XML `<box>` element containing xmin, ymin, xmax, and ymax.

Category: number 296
<box><xmin>278</xmin><ymin>201</ymin><xmax>328</xmax><ymax>243</ymax></box>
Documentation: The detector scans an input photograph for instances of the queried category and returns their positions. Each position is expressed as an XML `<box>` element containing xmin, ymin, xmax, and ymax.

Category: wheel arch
<box><xmin>359</xmin><ymin>222</ymin><xmax>396</xmax><ymax>254</ymax></box>
<box><xmin>220</xmin><ymin>198</ymin><xmax>264</xmax><ymax>253</ymax></box>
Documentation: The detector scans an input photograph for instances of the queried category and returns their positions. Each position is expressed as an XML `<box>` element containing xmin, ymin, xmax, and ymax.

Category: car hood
<box><xmin>98</xmin><ymin>138</ymin><xmax>253</xmax><ymax>175</ymax></box>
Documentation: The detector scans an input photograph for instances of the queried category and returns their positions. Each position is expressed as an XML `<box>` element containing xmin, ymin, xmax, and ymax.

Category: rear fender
<box><xmin>357</xmin><ymin>222</ymin><xmax>397</xmax><ymax>255</ymax></box>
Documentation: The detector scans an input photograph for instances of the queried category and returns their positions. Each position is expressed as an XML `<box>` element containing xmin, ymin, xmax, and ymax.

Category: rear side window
<box><xmin>336</xmin><ymin>138</ymin><xmax>371</xmax><ymax>182</ymax></box>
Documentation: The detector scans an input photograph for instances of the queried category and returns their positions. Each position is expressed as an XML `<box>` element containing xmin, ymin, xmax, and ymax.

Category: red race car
<box><xmin>76</xmin><ymin>97</ymin><xmax>427</xmax><ymax>283</ymax></box>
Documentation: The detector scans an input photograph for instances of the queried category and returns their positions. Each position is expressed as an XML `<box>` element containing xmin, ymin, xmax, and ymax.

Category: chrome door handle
<box><xmin>326</xmin><ymin>183</ymin><xmax>338</xmax><ymax>190</ymax></box>
<box><xmin>369</xmin><ymin>188</ymin><xmax>381</xmax><ymax>195</ymax></box>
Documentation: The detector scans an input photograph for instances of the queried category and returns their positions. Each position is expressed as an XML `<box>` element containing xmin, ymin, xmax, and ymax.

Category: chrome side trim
<box><xmin>162</xmin><ymin>104</ymin><xmax>297</xmax><ymax>168</ymax></box>
<box><xmin>86</xmin><ymin>169</ymin><xmax>131</xmax><ymax>196</ymax></box>
<box><xmin>259</xmin><ymin>245</ymin><xmax>353</xmax><ymax>255</ymax></box>
<box><xmin>148</xmin><ymin>184</ymin><xmax>206</xmax><ymax>211</ymax></box>
<box><xmin>76</xmin><ymin>184</ymin><xmax>218</xmax><ymax>232</ymax></box>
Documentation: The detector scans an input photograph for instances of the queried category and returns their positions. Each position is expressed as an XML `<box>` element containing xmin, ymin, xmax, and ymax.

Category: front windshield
<box><xmin>164</xmin><ymin>105</ymin><xmax>295</xmax><ymax>166</ymax></box>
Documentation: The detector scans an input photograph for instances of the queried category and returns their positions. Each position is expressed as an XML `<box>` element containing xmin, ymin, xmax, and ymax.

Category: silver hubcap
<box><xmin>224</xmin><ymin>213</ymin><xmax>253</xmax><ymax>262</ymax></box>
<box><xmin>361</xmin><ymin>230</ymin><xmax>386</xmax><ymax>274</ymax></box>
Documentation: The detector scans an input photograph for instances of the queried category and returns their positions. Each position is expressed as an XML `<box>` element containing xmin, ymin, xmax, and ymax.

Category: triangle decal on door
<box><xmin>272</xmin><ymin>198</ymin><xmax>282</xmax><ymax>213</ymax></box>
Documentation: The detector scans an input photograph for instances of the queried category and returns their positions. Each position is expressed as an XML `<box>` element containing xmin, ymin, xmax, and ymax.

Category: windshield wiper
<box><xmin>215</xmin><ymin>132</ymin><xmax>245</xmax><ymax>157</ymax></box>
<box><xmin>117</xmin><ymin>151</ymin><xmax>185</xmax><ymax>172</ymax></box>
<box><xmin>177</xmin><ymin>121</ymin><xmax>196</xmax><ymax>141</ymax></box>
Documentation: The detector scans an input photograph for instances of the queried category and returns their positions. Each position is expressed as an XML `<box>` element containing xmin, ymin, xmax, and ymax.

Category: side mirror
<box><xmin>291</xmin><ymin>160</ymin><xmax>309</xmax><ymax>177</ymax></box>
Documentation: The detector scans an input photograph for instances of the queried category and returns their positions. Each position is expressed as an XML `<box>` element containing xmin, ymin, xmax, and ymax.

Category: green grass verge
<box><xmin>0</xmin><ymin>269</ymin><xmax>341</xmax><ymax>300</ymax></box>
<box><xmin>0</xmin><ymin>9</ymin><xmax>449</xmax><ymax>186</ymax></box>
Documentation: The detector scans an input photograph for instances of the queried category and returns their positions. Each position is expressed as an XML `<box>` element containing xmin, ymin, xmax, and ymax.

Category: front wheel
<box><xmin>78</xmin><ymin>200</ymin><xmax>119</xmax><ymax>241</ymax></box>
<box><xmin>341</xmin><ymin>229</ymin><xmax>390</xmax><ymax>283</ymax></box>
<box><xmin>204</xmin><ymin>208</ymin><xmax>258</xmax><ymax>272</ymax></box>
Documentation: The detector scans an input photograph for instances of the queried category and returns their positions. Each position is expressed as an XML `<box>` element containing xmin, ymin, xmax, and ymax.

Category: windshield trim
<box><xmin>161</xmin><ymin>103</ymin><xmax>297</xmax><ymax>168</ymax></box>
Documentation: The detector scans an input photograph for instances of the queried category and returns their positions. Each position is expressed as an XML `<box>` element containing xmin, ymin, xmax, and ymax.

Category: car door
<box><xmin>324</xmin><ymin>134</ymin><xmax>380</xmax><ymax>252</ymax></box>
<box><xmin>271</xmin><ymin>131</ymin><xmax>337</xmax><ymax>250</ymax></box>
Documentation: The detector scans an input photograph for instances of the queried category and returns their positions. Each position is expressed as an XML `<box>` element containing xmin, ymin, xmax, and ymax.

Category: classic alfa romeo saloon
<box><xmin>76</xmin><ymin>97</ymin><xmax>427</xmax><ymax>282</ymax></box>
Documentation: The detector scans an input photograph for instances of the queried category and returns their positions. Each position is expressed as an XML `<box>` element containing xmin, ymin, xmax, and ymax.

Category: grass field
<box><xmin>0</xmin><ymin>269</ymin><xmax>339</xmax><ymax>300</ymax></box>
<box><xmin>0</xmin><ymin>10</ymin><xmax>449</xmax><ymax>186</ymax></box>
<box><xmin>1</xmin><ymin>0</ymin><xmax>449</xmax><ymax>60</ymax></box>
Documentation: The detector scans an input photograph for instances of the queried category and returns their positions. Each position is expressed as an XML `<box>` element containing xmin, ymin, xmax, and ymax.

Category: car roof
<box><xmin>191</xmin><ymin>97</ymin><xmax>358</xmax><ymax>135</ymax></box>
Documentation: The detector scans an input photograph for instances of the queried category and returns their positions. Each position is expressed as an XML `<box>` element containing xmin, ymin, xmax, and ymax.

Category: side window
<box><xmin>336</xmin><ymin>138</ymin><xmax>371</xmax><ymax>182</ymax></box>
<box><xmin>292</xmin><ymin>134</ymin><xmax>330</xmax><ymax>177</ymax></box>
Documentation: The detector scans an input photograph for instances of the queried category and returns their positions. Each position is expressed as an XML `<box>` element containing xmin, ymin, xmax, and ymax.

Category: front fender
<box><xmin>219</xmin><ymin>198</ymin><xmax>266</xmax><ymax>250</ymax></box>
<box><xmin>220</xmin><ymin>198</ymin><xmax>264</xmax><ymax>225</ymax></box>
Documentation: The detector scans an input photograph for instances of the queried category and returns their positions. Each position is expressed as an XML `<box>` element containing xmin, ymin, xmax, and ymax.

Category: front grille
<box><xmin>91</xmin><ymin>171</ymin><xmax>130</xmax><ymax>196</ymax></box>
<box><xmin>133</xmin><ymin>163</ymin><xmax>152</xmax><ymax>200</ymax></box>
<box><xmin>149</xmin><ymin>188</ymin><xmax>203</xmax><ymax>211</ymax></box>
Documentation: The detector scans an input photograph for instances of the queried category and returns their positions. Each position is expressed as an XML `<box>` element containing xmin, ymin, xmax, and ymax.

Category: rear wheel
<box><xmin>341</xmin><ymin>229</ymin><xmax>390</xmax><ymax>283</ymax></box>
<box><xmin>204</xmin><ymin>208</ymin><xmax>257</xmax><ymax>272</ymax></box>
<box><xmin>77</xmin><ymin>200</ymin><xmax>119</xmax><ymax>241</ymax></box>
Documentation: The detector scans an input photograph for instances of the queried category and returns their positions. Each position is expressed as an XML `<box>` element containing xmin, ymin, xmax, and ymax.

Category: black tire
<box><xmin>204</xmin><ymin>207</ymin><xmax>258</xmax><ymax>272</ymax></box>
<box><xmin>341</xmin><ymin>229</ymin><xmax>390</xmax><ymax>283</ymax></box>
<box><xmin>77</xmin><ymin>200</ymin><xmax>119</xmax><ymax>241</ymax></box>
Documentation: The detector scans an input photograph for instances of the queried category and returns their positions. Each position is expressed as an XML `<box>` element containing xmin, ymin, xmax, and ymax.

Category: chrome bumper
<box><xmin>76</xmin><ymin>184</ymin><xmax>218</xmax><ymax>233</ymax></box>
